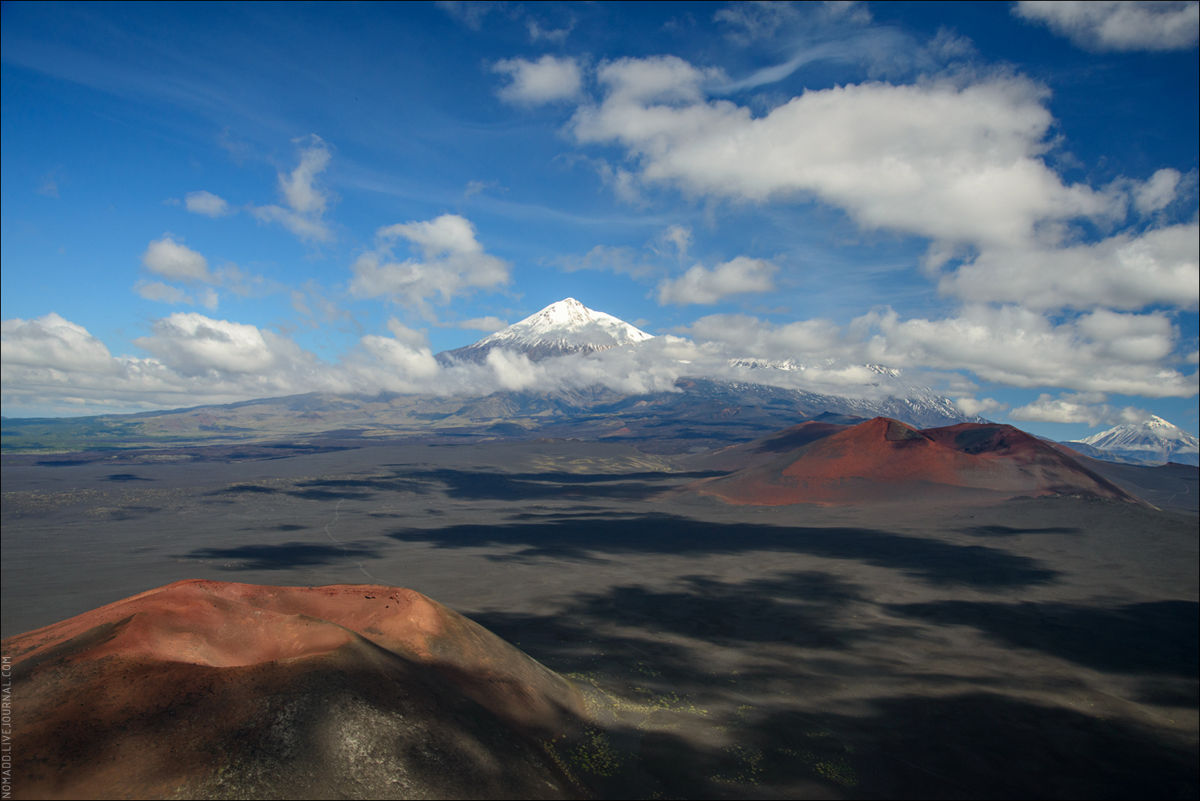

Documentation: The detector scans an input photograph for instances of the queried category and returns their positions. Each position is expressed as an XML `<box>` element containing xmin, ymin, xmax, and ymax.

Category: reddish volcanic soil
<box><xmin>2</xmin><ymin>580</ymin><xmax>585</xmax><ymax>800</ymax></box>
<box><xmin>691</xmin><ymin>418</ymin><xmax>1147</xmax><ymax>507</ymax></box>
<box><xmin>682</xmin><ymin>420</ymin><xmax>847</xmax><ymax>473</ymax></box>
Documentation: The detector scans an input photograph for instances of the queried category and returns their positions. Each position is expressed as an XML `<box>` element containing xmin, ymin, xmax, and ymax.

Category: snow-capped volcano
<box><xmin>433</xmin><ymin>298</ymin><xmax>983</xmax><ymax>428</ymax></box>
<box><xmin>1070</xmin><ymin>415</ymin><xmax>1199</xmax><ymax>466</ymax></box>
<box><xmin>437</xmin><ymin>298</ymin><xmax>654</xmax><ymax>364</ymax></box>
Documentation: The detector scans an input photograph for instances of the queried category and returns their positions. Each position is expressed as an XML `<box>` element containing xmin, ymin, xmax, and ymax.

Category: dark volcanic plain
<box><xmin>3</xmin><ymin>436</ymin><xmax>1198</xmax><ymax>799</ymax></box>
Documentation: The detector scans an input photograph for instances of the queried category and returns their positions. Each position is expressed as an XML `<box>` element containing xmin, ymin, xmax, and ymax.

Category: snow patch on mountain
<box><xmin>438</xmin><ymin>298</ymin><xmax>653</xmax><ymax>364</ymax></box>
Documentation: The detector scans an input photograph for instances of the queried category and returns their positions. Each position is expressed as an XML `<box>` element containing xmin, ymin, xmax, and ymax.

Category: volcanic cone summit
<box><xmin>437</xmin><ymin>297</ymin><xmax>654</xmax><ymax>363</ymax></box>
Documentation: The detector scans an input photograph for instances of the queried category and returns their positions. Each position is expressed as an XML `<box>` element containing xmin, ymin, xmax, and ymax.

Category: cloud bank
<box><xmin>1015</xmin><ymin>1</ymin><xmax>1199</xmax><ymax>52</ymax></box>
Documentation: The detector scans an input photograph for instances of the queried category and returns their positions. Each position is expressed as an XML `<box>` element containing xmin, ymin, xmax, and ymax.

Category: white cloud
<box><xmin>573</xmin><ymin>62</ymin><xmax>1116</xmax><ymax>249</ymax></box>
<box><xmin>348</xmin><ymin>214</ymin><xmax>510</xmax><ymax>311</ymax></box>
<box><xmin>527</xmin><ymin>19</ymin><xmax>573</xmax><ymax>44</ymax></box>
<box><xmin>714</xmin><ymin>1</ymin><xmax>803</xmax><ymax>43</ymax></box>
<box><xmin>570</xmin><ymin>55</ymin><xmax>1198</xmax><ymax>316</ymax></box>
<box><xmin>1134</xmin><ymin>168</ymin><xmax>1182</xmax><ymax>214</ymax></box>
<box><xmin>940</xmin><ymin>222</ymin><xmax>1199</xmax><ymax>311</ymax></box>
<box><xmin>385</xmin><ymin>318</ymin><xmax>430</xmax><ymax>350</ymax></box>
<box><xmin>142</xmin><ymin>236</ymin><xmax>213</xmax><ymax>283</ymax></box>
<box><xmin>860</xmin><ymin>306</ymin><xmax>1194</xmax><ymax>397</ymax></box>
<box><xmin>1009</xmin><ymin>392</ymin><xmax>1153</xmax><ymax>427</ymax></box>
<box><xmin>656</xmin><ymin>256</ymin><xmax>778</xmax><ymax>305</ymax></box>
<box><xmin>684</xmin><ymin>313</ymin><xmax>849</xmax><ymax>359</ymax></box>
<box><xmin>250</xmin><ymin>135</ymin><xmax>333</xmax><ymax>243</ymax></box>
<box><xmin>133</xmin><ymin>313</ymin><xmax>303</xmax><ymax>377</ymax></box>
<box><xmin>681</xmin><ymin>305</ymin><xmax>1197</xmax><ymax>398</ymax></box>
<box><xmin>357</xmin><ymin>334</ymin><xmax>440</xmax><ymax>381</ymax></box>
<box><xmin>493</xmin><ymin>56</ymin><xmax>582</xmax><ymax>104</ymax></box>
<box><xmin>1015</xmin><ymin>1</ymin><xmax>1199</xmax><ymax>52</ymax></box>
<box><xmin>655</xmin><ymin>224</ymin><xmax>692</xmax><ymax>261</ymax></box>
<box><xmin>954</xmin><ymin>397</ymin><xmax>1008</xmax><ymax>417</ymax></box>
<box><xmin>185</xmin><ymin>190</ymin><xmax>232</xmax><ymax>217</ymax></box>
<box><xmin>136</xmin><ymin>281</ymin><xmax>193</xmax><ymax>306</ymax></box>
<box><xmin>458</xmin><ymin>316</ymin><xmax>508</xmax><ymax>332</ymax></box>
<box><xmin>4</xmin><ymin>306</ymin><xmax>1196</xmax><ymax>419</ymax></box>
<box><xmin>1</xmin><ymin>313</ymin><xmax>118</xmax><ymax>374</ymax></box>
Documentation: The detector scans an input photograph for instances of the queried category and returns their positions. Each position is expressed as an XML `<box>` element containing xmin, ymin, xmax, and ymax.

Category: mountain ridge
<box><xmin>1068</xmin><ymin>415</ymin><xmax>1199</xmax><ymax>466</ymax></box>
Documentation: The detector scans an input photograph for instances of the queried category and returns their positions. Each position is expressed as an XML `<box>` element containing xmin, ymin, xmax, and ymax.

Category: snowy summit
<box><xmin>1072</xmin><ymin>415</ymin><xmax>1200</xmax><ymax>466</ymax></box>
<box><xmin>437</xmin><ymin>299</ymin><xmax>654</xmax><ymax>364</ymax></box>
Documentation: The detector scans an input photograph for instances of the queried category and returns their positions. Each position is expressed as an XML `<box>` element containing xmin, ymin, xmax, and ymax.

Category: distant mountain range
<box><xmin>1066</xmin><ymin>416</ymin><xmax>1200</xmax><ymax>466</ymax></box>
<box><xmin>2</xmin><ymin>299</ymin><xmax>997</xmax><ymax>454</ymax></box>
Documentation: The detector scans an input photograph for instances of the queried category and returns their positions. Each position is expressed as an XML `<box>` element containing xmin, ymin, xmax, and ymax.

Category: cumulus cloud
<box><xmin>1014</xmin><ymin>1</ymin><xmax>1199</xmax><ymax>52</ymax></box>
<box><xmin>2</xmin><ymin>313</ymin><xmax>119</xmax><ymax>374</ymax></box>
<box><xmin>656</xmin><ymin>256</ymin><xmax>778</xmax><ymax>305</ymax></box>
<box><xmin>4</xmin><ymin>313</ymin><xmax>326</xmax><ymax>412</ymax></box>
<box><xmin>954</xmin><ymin>396</ymin><xmax>1008</xmax><ymax>417</ymax></box>
<box><xmin>569</xmin><ymin>55</ymin><xmax>1199</xmax><ymax>317</ymax></box>
<box><xmin>1009</xmin><ymin>392</ymin><xmax>1153</xmax><ymax>427</ymax></box>
<box><xmin>681</xmin><ymin>305</ymin><xmax>1196</xmax><ymax>398</ymax></box>
<box><xmin>5</xmin><ymin>306</ymin><xmax>1196</xmax><ymax>418</ymax></box>
<box><xmin>1133</xmin><ymin>168</ymin><xmax>1182</xmax><ymax>214</ymax></box>
<box><xmin>941</xmin><ymin>222</ymin><xmax>1199</xmax><ymax>311</ymax></box>
<box><xmin>573</xmin><ymin>61</ymin><xmax>1116</xmax><ymax>248</ymax></box>
<box><xmin>251</xmin><ymin>135</ymin><xmax>334</xmax><ymax>242</ymax></box>
<box><xmin>494</xmin><ymin>55</ymin><xmax>582</xmax><ymax>104</ymax></box>
<box><xmin>142</xmin><ymin>236</ymin><xmax>213</xmax><ymax>283</ymax></box>
<box><xmin>2</xmin><ymin>312</ymin><xmax>690</xmax><ymax>413</ymax></box>
<box><xmin>133</xmin><ymin>313</ymin><xmax>303</xmax><ymax>377</ymax></box>
<box><xmin>348</xmin><ymin>214</ymin><xmax>510</xmax><ymax>312</ymax></box>
<box><xmin>185</xmin><ymin>190</ymin><xmax>233</xmax><ymax>217</ymax></box>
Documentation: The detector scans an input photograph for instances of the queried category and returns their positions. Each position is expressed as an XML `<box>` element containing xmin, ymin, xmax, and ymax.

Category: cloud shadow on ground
<box><xmin>466</xmin><ymin>574</ymin><xmax>1198</xmax><ymax>799</ymax></box>
<box><xmin>890</xmin><ymin>599</ymin><xmax>1200</xmax><ymax>677</ymax></box>
<box><xmin>390</xmin><ymin>512</ymin><xmax>1060</xmax><ymax>588</ymax></box>
<box><xmin>183</xmin><ymin>541</ymin><xmax>381</xmax><ymax>570</ymax></box>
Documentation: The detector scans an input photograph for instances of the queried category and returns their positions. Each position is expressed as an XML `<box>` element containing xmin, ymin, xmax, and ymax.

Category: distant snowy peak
<box><xmin>725</xmin><ymin>358</ymin><xmax>986</xmax><ymax>427</ymax></box>
<box><xmin>730</xmin><ymin>358</ymin><xmax>902</xmax><ymax>379</ymax></box>
<box><xmin>1072</xmin><ymin>415</ymin><xmax>1200</xmax><ymax>466</ymax></box>
<box><xmin>438</xmin><ymin>298</ymin><xmax>653</xmax><ymax>364</ymax></box>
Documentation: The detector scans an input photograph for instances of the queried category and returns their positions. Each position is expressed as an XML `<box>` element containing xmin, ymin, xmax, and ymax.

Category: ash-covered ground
<box><xmin>3</xmin><ymin>439</ymin><xmax>1197</xmax><ymax>799</ymax></box>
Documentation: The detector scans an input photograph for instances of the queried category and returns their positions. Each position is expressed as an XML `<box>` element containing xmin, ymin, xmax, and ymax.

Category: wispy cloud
<box><xmin>250</xmin><ymin>135</ymin><xmax>334</xmax><ymax>243</ymax></box>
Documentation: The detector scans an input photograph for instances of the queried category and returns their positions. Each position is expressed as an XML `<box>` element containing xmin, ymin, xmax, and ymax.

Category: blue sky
<box><xmin>2</xmin><ymin>1</ymin><xmax>1197</xmax><ymax>438</ymax></box>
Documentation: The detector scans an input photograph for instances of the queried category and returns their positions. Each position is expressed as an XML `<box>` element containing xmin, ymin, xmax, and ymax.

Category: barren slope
<box><xmin>691</xmin><ymin>418</ymin><xmax>1148</xmax><ymax>506</ymax></box>
<box><xmin>2</xmin><ymin>580</ymin><xmax>585</xmax><ymax>800</ymax></box>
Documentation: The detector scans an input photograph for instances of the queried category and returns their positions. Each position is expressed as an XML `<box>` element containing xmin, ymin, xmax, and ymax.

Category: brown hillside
<box><xmin>1</xmin><ymin>580</ymin><xmax>585</xmax><ymax>800</ymax></box>
<box><xmin>691</xmin><ymin>418</ymin><xmax>1148</xmax><ymax>506</ymax></box>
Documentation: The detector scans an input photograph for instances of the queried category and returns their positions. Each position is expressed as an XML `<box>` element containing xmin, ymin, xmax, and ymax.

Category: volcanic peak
<box><xmin>690</xmin><ymin>417</ymin><xmax>1145</xmax><ymax>506</ymax></box>
<box><xmin>437</xmin><ymin>298</ymin><xmax>653</xmax><ymax>364</ymax></box>
<box><xmin>1072</xmin><ymin>415</ymin><xmax>1200</xmax><ymax>465</ymax></box>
